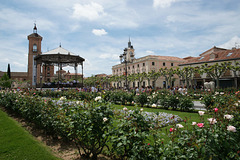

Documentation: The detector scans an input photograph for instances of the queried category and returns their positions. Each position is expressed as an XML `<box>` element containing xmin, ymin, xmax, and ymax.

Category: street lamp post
<box><xmin>119</xmin><ymin>49</ymin><xmax>134</xmax><ymax>90</ymax></box>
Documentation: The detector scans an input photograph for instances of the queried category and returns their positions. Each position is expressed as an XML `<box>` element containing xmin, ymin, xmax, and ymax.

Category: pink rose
<box><xmin>214</xmin><ymin>108</ymin><xmax>218</xmax><ymax>112</ymax></box>
<box><xmin>169</xmin><ymin>128</ymin><xmax>174</xmax><ymax>132</ymax></box>
<box><xmin>197</xmin><ymin>123</ymin><xmax>204</xmax><ymax>128</ymax></box>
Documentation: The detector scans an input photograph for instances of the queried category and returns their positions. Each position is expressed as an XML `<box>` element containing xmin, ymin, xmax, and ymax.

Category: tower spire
<box><xmin>33</xmin><ymin>23</ymin><xmax>37</xmax><ymax>33</ymax></box>
<box><xmin>128</xmin><ymin>36</ymin><xmax>131</xmax><ymax>48</ymax></box>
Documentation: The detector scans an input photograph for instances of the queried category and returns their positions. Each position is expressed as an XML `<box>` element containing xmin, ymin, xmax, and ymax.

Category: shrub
<box><xmin>178</xmin><ymin>95</ymin><xmax>194</xmax><ymax>111</ymax></box>
<box><xmin>110</xmin><ymin>109</ymin><xmax>152</xmax><ymax>160</ymax></box>
<box><xmin>134</xmin><ymin>92</ymin><xmax>149</xmax><ymax>107</ymax></box>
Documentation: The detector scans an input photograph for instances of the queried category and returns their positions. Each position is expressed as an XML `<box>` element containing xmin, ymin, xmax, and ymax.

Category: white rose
<box><xmin>192</xmin><ymin>122</ymin><xmax>197</xmax><ymax>125</ymax></box>
<box><xmin>227</xmin><ymin>125</ymin><xmax>236</xmax><ymax>132</ymax></box>
<box><xmin>123</xmin><ymin>107</ymin><xmax>128</xmax><ymax>111</ymax></box>
<box><xmin>176</xmin><ymin>124</ymin><xmax>184</xmax><ymax>128</ymax></box>
<box><xmin>103</xmin><ymin>117</ymin><xmax>108</xmax><ymax>122</ymax></box>
<box><xmin>198</xmin><ymin>111</ymin><xmax>205</xmax><ymax>116</ymax></box>
<box><xmin>94</xmin><ymin>96</ymin><xmax>101</xmax><ymax>101</ymax></box>
<box><xmin>140</xmin><ymin>108</ymin><xmax>143</xmax><ymax>111</ymax></box>
<box><xmin>152</xmin><ymin>104</ymin><xmax>156</xmax><ymax>108</ymax></box>
<box><xmin>207</xmin><ymin>118</ymin><xmax>217</xmax><ymax>124</ymax></box>
<box><xmin>224</xmin><ymin>115</ymin><xmax>234</xmax><ymax>120</ymax></box>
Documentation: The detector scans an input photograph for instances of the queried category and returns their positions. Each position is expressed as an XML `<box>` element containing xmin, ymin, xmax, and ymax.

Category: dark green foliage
<box><xmin>0</xmin><ymin>73</ymin><xmax>11</xmax><ymax>88</ymax></box>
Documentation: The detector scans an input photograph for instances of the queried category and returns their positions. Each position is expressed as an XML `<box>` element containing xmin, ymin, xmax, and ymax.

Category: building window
<box><xmin>163</xmin><ymin>62</ymin><xmax>165</xmax><ymax>66</ymax></box>
<box><xmin>120</xmin><ymin>69</ymin><xmax>122</xmax><ymax>71</ymax></box>
<box><xmin>133</xmin><ymin>65</ymin><xmax>134</xmax><ymax>69</ymax></box>
<box><xmin>143</xmin><ymin>63</ymin><xmax>145</xmax><ymax>66</ymax></box>
<box><xmin>137</xmin><ymin>64</ymin><xmax>139</xmax><ymax>67</ymax></box>
<box><xmin>128</xmin><ymin>66</ymin><xmax>130</xmax><ymax>69</ymax></box>
<box><xmin>47</xmin><ymin>67</ymin><xmax>50</xmax><ymax>71</ymax></box>
<box><xmin>152</xmin><ymin>62</ymin><xmax>155</xmax><ymax>66</ymax></box>
<box><xmin>33</xmin><ymin>44</ymin><xmax>37</xmax><ymax>52</ymax></box>
<box><xmin>171</xmin><ymin>63</ymin><xmax>173</xmax><ymax>66</ymax></box>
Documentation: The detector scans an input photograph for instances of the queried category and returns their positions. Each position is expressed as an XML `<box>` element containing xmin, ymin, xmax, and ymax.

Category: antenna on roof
<box><xmin>59</xmin><ymin>42</ymin><xmax>61</xmax><ymax>47</ymax></box>
<box><xmin>235</xmin><ymin>42</ymin><xmax>240</xmax><ymax>49</ymax></box>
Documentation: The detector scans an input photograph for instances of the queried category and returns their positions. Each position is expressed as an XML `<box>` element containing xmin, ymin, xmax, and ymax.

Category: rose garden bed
<box><xmin>0</xmin><ymin>89</ymin><xmax>239</xmax><ymax>159</ymax></box>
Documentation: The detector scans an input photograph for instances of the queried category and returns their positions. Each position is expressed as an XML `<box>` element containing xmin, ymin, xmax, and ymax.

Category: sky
<box><xmin>1</xmin><ymin>0</ymin><xmax>240</xmax><ymax>77</ymax></box>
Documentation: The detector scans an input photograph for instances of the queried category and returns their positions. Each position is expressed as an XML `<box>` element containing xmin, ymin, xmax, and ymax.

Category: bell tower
<box><xmin>126</xmin><ymin>37</ymin><xmax>135</xmax><ymax>62</ymax></box>
<box><xmin>27</xmin><ymin>23</ymin><xmax>42</xmax><ymax>87</ymax></box>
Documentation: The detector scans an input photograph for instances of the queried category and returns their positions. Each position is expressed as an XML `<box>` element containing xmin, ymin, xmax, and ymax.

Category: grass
<box><xmin>0</xmin><ymin>109</ymin><xmax>61</xmax><ymax>160</ymax></box>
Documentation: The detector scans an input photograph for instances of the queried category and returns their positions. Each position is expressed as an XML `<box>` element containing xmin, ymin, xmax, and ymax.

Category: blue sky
<box><xmin>1</xmin><ymin>0</ymin><xmax>240</xmax><ymax>77</ymax></box>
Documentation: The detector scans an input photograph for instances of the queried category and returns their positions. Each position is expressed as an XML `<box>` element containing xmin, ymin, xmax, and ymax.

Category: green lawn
<box><xmin>0</xmin><ymin>109</ymin><xmax>61</xmax><ymax>160</ymax></box>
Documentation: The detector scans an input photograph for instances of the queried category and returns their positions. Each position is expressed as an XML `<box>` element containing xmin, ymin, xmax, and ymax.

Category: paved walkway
<box><xmin>193</xmin><ymin>101</ymin><xmax>206</xmax><ymax>110</ymax></box>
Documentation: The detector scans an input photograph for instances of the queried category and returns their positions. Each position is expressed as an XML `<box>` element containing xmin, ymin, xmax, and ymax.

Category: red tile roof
<box><xmin>180</xmin><ymin>48</ymin><xmax>240</xmax><ymax>66</ymax></box>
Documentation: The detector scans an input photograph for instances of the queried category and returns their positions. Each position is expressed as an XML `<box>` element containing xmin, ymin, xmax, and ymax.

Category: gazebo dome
<box><xmin>42</xmin><ymin>46</ymin><xmax>76</xmax><ymax>56</ymax></box>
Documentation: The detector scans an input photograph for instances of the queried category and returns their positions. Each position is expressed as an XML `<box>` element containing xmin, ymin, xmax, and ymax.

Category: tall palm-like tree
<box><xmin>136</xmin><ymin>72</ymin><xmax>146</xmax><ymax>88</ymax></box>
<box><xmin>159</xmin><ymin>67</ymin><xmax>175</xmax><ymax>89</ymax></box>
<box><xmin>228</xmin><ymin>62</ymin><xmax>240</xmax><ymax>88</ymax></box>
<box><xmin>146</xmin><ymin>70</ymin><xmax>160</xmax><ymax>88</ymax></box>
<box><xmin>200</xmin><ymin>62</ymin><xmax>231</xmax><ymax>89</ymax></box>
<box><xmin>127</xmin><ymin>73</ymin><xmax>137</xmax><ymax>88</ymax></box>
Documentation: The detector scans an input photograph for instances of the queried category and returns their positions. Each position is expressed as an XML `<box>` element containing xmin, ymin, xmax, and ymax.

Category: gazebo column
<box><xmin>57</xmin><ymin>62</ymin><xmax>60</xmax><ymax>89</ymax></box>
<box><xmin>74</xmin><ymin>63</ymin><xmax>78</xmax><ymax>82</ymax></box>
<box><xmin>60</xmin><ymin>63</ymin><xmax>62</xmax><ymax>81</ymax></box>
<box><xmin>82</xmin><ymin>62</ymin><xmax>84</xmax><ymax>87</ymax></box>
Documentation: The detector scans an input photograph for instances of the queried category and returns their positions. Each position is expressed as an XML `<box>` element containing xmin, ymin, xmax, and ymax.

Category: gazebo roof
<box><xmin>42</xmin><ymin>46</ymin><xmax>76</xmax><ymax>55</ymax></box>
<box><xmin>34</xmin><ymin>46</ymin><xmax>85</xmax><ymax>67</ymax></box>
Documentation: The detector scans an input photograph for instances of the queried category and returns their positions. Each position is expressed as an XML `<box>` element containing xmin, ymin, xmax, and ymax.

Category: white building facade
<box><xmin>112</xmin><ymin>40</ymin><xmax>185</xmax><ymax>89</ymax></box>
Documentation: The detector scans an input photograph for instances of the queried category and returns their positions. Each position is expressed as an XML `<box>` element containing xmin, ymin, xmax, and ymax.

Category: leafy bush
<box><xmin>134</xmin><ymin>92</ymin><xmax>149</xmax><ymax>107</ymax></box>
<box><xmin>178</xmin><ymin>95</ymin><xmax>194</xmax><ymax>111</ymax></box>
<box><xmin>110</xmin><ymin>109</ymin><xmax>152</xmax><ymax>160</ymax></box>
<box><xmin>200</xmin><ymin>93</ymin><xmax>215</xmax><ymax>111</ymax></box>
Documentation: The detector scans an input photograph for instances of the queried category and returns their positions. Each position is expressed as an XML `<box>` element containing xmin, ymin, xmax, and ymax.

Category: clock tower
<box><xmin>27</xmin><ymin>24</ymin><xmax>42</xmax><ymax>87</ymax></box>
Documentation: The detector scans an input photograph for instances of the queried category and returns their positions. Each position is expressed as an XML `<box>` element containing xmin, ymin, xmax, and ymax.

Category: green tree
<box><xmin>175</xmin><ymin>66</ymin><xmax>197</xmax><ymax>89</ymax></box>
<box><xmin>228</xmin><ymin>61</ymin><xmax>240</xmax><ymax>88</ymax></box>
<box><xmin>146</xmin><ymin>70</ymin><xmax>160</xmax><ymax>88</ymax></box>
<box><xmin>159</xmin><ymin>68</ymin><xmax>175</xmax><ymax>89</ymax></box>
<box><xmin>7</xmin><ymin>63</ymin><xmax>11</xmax><ymax>79</ymax></box>
<box><xmin>200</xmin><ymin>62</ymin><xmax>231</xmax><ymax>89</ymax></box>
<box><xmin>0</xmin><ymin>73</ymin><xmax>12</xmax><ymax>88</ymax></box>
<box><xmin>127</xmin><ymin>73</ymin><xmax>137</xmax><ymax>88</ymax></box>
<box><xmin>136</xmin><ymin>72</ymin><xmax>146</xmax><ymax>88</ymax></box>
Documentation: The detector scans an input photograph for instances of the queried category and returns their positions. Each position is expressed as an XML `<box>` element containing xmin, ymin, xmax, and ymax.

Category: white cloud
<box><xmin>218</xmin><ymin>36</ymin><xmax>240</xmax><ymax>49</ymax></box>
<box><xmin>153</xmin><ymin>0</ymin><xmax>177</xmax><ymax>8</ymax></box>
<box><xmin>146</xmin><ymin>50</ymin><xmax>155</xmax><ymax>55</ymax></box>
<box><xmin>71</xmin><ymin>2</ymin><xmax>106</xmax><ymax>21</ymax></box>
<box><xmin>92</xmin><ymin>29</ymin><xmax>107</xmax><ymax>36</ymax></box>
